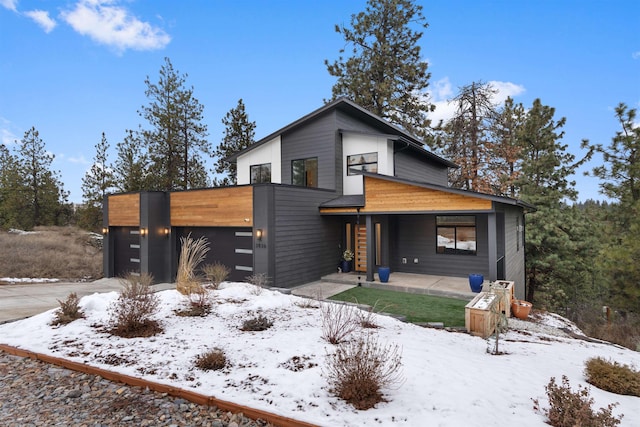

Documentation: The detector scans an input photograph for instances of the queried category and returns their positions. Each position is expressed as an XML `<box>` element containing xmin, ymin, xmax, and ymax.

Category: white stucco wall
<box><xmin>342</xmin><ymin>133</ymin><xmax>393</xmax><ymax>195</ymax></box>
<box><xmin>236</xmin><ymin>136</ymin><xmax>282</xmax><ymax>185</ymax></box>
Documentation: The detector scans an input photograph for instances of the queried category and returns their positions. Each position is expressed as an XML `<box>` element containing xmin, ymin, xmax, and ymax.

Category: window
<box><xmin>347</xmin><ymin>152</ymin><xmax>378</xmax><ymax>175</ymax></box>
<box><xmin>436</xmin><ymin>216</ymin><xmax>477</xmax><ymax>255</ymax></box>
<box><xmin>250</xmin><ymin>163</ymin><xmax>271</xmax><ymax>184</ymax></box>
<box><xmin>292</xmin><ymin>157</ymin><xmax>318</xmax><ymax>187</ymax></box>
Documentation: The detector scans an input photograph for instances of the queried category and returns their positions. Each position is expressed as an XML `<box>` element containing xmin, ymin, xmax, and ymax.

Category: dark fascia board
<box><xmin>357</xmin><ymin>171</ymin><xmax>537</xmax><ymax>212</ymax></box>
<box><xmin>225</xmin><ymin>98</ymin><xmax>456</xmax><ymax>169</ymax></box>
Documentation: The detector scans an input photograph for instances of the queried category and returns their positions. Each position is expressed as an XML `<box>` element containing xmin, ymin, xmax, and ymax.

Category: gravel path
<box><xmin>0</xmin><ymin>350</ymin><xmax>274</xmax><ymax>427</ymax></box>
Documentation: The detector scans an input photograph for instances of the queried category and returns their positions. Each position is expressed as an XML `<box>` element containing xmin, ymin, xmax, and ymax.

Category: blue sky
<box><xmin>1</xmin><ymin>0</ymin><xmax>638</xmax><ymax>203</ymax></box>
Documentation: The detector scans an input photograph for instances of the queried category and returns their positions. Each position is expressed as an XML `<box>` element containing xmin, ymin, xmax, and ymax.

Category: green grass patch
<box><xmin>329</xmin><ymin>286</ymin><xmax>467</xmax><ymax>327</ymax></box>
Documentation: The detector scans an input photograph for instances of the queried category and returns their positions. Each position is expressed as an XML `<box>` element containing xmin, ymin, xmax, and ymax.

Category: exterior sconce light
<box><xmin>163</xmin><ymin>227</ymin><xmax>170</xmax><ymax>237</ymax></box>
<box><xmin>101</xmin><ymin>227</ymin><xmax>108</xmax><ymax>235</ymax></box>
<box><xmin>140</xmin><ymin>227</ymin><xmax>148</xmax><ymax>237</ymax></box>
<box><xmin>256</xmin><ymin>228</ymin><xmax>263</xmax><ymax>241</ymax></box>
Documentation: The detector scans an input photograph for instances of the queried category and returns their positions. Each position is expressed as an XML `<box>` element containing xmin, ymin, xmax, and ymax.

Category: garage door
<box><xmin>176</xmin><ymin>227</ymin><xmax>253</xmax><ymax>283</ymax></box>
<box><xmin>113</xmin><ymin>227</ymin><xmax>141</xmax><ymax>277</ymax></box>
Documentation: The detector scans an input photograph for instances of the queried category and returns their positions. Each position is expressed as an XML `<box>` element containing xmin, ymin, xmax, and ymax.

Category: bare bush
<box><xmin>585</xmin><ymin>357</ymin><xmax>640</xmax><ymax>397</ymax></box>
<box><xmin>175</xmin><ymin>284</ymin><xmax>211</xmax><ymax>317</ymax></box>
<box><xmin>109</xmin><ymin>273</ymin><xmax>162</xmax><ymax>338</ymax></box>
<box><xmin>195</xmin><ymin>348</ymin><xmax>227</xmax><ymax>371</ymax></box>
<box><xmin>176</xmin><ymin>233</ymin><xmax>210</xmax><ymax>296</ymax></box>
<box><xmin>325</xmin><ymin>335</ymin><xmax>404</xmax><ymax>410</ymax></box>
<box><xmin>533</xmin><ymin>375</ymin><xmax>623</xmax><ymax>427</ymax></box>
<box><xmin>245</xmin><ymin>273</ymin><xmax>270</xmax><ymax>294</ymax></box>
<box><xmin>321</xmin><ymin>302</ymin><xmax>359</xmax><ymax>344</ymax></box>
<box><xmin>240</xmin><ymin>314</ymin><xmax>273</xmax><ymax>332</ymax></box>
<box><xmin>50</xmin><ymin>292</ymin><xmax>84</xmax><ymax>326</ymax></box>
<box><xmin>201</xmin><ymin>262</ymin><xmax>230</xmax><ymax>289</ymax></box>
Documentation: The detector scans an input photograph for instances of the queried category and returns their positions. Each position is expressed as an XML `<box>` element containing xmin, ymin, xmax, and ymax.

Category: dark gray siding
<box><xmin>390</xmin><ymin>214</ymin><xmax>489</xmax><ymax>278</ymax></box>
<box><xmin>501</xmin><ymin>205</ymin><xmax>526</xmax><ymax>299</ymax></box>
<box><xmin>271</xmin><ymin>186</ymin><xmax>342</xmax><ymax>288</ymax></box>
<box><xmin>394</xmin><ymin>151</ymin><xmax>448</xmax><ymax>186</ymax></box>
<box><xmin>281</xmin><ymin>111</ymin><xmax>338</xmax><ymax>190</ymax></box>
<box><xmin>140</xmin><ymin>192</ymin><xmax>171</xmax><ymax>283</ymax></box>
<box><xmin>335</xmin><ymin>109</ymin><xmax>382</xmax><ymax>133</ymax></box>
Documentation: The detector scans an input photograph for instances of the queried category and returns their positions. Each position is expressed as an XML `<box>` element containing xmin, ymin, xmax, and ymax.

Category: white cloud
<box><xmin>0</xmin><ymin>0</ymin><xmax>18</xmax><ymax>12</ymax></box>
<box><xmin>427</xmin><ymin>78</ymin><xmax>526</xmax><ymax>125</ymax></box>
<box><xmin>632</xmin><ymin>51</ymin><xmax>640</xmax><ymax>60</ymax></box>
<box><xmin>1</xmin><ymin>128</ymin><xmax>17</xmax><ymax>146</ymax></box>
<box><xmin>68</xmin><ymin>154</ymin><xmax>90</xmax><ymax>165</ymax></box>
<box><xmin>24</xmin><ymin>10</ymin><xmax>57</xmax><ymax>33</ymax></box>
<box><xmin>61</xmin><ymin>0</ymin><xmax>171</xmax><ymax>53</ymax></box>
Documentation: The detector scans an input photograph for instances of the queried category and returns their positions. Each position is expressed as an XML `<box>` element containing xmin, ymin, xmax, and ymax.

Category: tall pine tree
<box><xmin>80</xmin><ymin>132</ymin><xmax>116</xmax><ymax>230</ymax></box>
<box><xmin>114</xmin><ymin>129</ymin><xmax>149</xmax><ymax>192</ymax></box>
<box><xmin>213</xmin><ymin>99</ymin><xmax>256</xmax><ymax>186</ymax></box>
<box><xmin>325</xmin><ymin>0</ymin><xmax>433</xmax><ymax>140</ymax></box>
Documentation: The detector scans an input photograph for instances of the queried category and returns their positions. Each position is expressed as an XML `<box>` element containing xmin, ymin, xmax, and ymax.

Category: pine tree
<box><xmin>434</xmin><ymin>81</ymin><xmax>497</xmax><ymax>192</ymax></box>
<box><xmin>490</xmin><ymin>97</ymin><xmax>525</xmax><ymax>198</ymax></box>
<box><xmin>80</xmin><ymin>132</ymin><xmax>116</xmax><ymax>231</ymax></box>
<box><xmin>325</xmin><ymin>0</ymin><xmax>433</xmax><ymax>140</ymax></box>
<box><xmin>139</xmin><ymin>57</ymin><xmax>210</xmax><ymax>190</ymax></box>
<box><xmin>15</xmin><ymin>127</ymin><xmax>68</xmax><ymax>229</ymax></box>
<box><xmin>0</xmin><ymin>144</ymin><xmax>23</xmax><ymax>229</ymax></box>
<box><xmin>213</xmin><ymin>99</ymin><xmax>256</xmax><ymax>186</ymax></box>
<box><xmin>114</xmin><ymin>129</ymin><xmax>149</xmax><ymax>192</ymax></box>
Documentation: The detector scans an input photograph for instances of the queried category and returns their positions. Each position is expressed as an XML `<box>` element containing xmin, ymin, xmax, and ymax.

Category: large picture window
<box><xmin>292</xmin><ymin>157</ymin><xmax>318</xmax><ymax>187</ymax></box>
<box><xmin>347</xmin><ymin>152</ymin><xmax>378</xmax><ymax>175</ymax></box>
<box><xmin>436</xmin><ymin>216</ymin><xmax>477</xmax><ymax>255</ymax></box>
<box><xmin>250</xmin><ymin>163</ymin><xmax>271</xmax><ymax>184</ymax></box>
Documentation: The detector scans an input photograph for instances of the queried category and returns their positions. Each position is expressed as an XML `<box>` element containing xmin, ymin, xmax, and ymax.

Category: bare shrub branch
<box><xmin>321</xmin><ymin>302</ymin><xmax>359</xmax><ymax>344</ymax></box>
<box><xmin>245</xmin><ymin>273</ymin><xmax>270</xmax><ymax>295</ymax></box>
<box><xmin>325</xmin><ymin>335</ymin><xmax>404</xmax><ymax>410</ymax></box>
<box><xmin>50</xmin><ymin>292</ymin><xmax>84</xmax><ymax>326</ymax></box>
<box><xmin>201</xmin><ymin>262</ymin><xmax>230</xmax><ymax>289</ymax></box>
<box><xmin>108</xmin><ymin>273</ymin><xmax>162</xmax><ymax>338</ymax></box>
<box><xmin>195</xmin><ymin>348</ymin><xmax>227</xmax><ymax>371</ymax></box>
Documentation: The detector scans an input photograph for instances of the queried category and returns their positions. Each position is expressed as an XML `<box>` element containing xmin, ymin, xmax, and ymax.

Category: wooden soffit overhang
<box><xmin>320</xmin><ymin>175</ymin><xmax>493</xmax><ymax>215</ymax></box>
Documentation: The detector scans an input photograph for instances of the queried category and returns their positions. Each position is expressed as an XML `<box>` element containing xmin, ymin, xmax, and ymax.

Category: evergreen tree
<box><xmin>139</xmin><ymin>57</ymin><xmax>210</xmax><ymax>190</ymax></box>
<box><xmin>325</xmin><ymin>0</ymin><xmax>433</xmax><ymax>140</ymax></box>
<box><xmin>213</xmin><ymin>99</ymin><xmax>256</xmax><ymax>186</ymax></box>
<box><xmin>491</xmin><ymin>97</ymin><xmax>525</xmax><ymax>198</ymax></box>
<box><xmin>515</xmin><ymin>99</ymin><xmax>593</xmax><ymax>304</ymax></box>
<box><xmin>434</xmin><ymin>81</ymin><xmax>497</xmax><ymax>192</ymax></box>
<box><xmin>0</xmin><ymin>144</ymin><xmax>23</xmax><ymax>229</ymax></box>
<box><xmin>80</xmin><ymin>132</ymin><xmax>116</xmax><ymax>231</ymax></box>
<box><xmin>15</xmin><ymin>127</ymin><xmax>68</xmax><ymax>229</ymax></box>
<box><xmin>114</xmin><ymin>129</ymin><xmax>148</xmax><ymax>192</ymax></box>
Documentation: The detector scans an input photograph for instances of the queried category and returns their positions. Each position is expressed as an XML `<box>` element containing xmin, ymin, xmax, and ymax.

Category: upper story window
<box><xmin>436</xmin><ymin>216</ymin><xmax>477</xmax><ymax>255</ymax></box>
<box><xmin>347</xmin><ymin>152</ymin><xmax>378</xmax><ymax>175</ymax></box>
<box><xmin>292</xmin><ymin>157</ymin><xmax>318</xmax><ymax>187</ymax></box>
<box><xmin>250</xmin><ymin>163</ymin><xmax>271</xmax><ymax>184</ymax></box>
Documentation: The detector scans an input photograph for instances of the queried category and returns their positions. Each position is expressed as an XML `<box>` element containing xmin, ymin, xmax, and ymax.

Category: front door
<box><xmin>355</xmin><ymin>224</ymin><xmax>367</xmax><ymax>272</ymax></box>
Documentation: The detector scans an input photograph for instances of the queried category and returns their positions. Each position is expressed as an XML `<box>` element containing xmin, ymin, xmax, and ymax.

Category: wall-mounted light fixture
<box><xmin>163</xmin><ymin>227</ymin><xmax>170</xmax><ymax>237</ymax></box>
<box><xmin>101</xmin><ymin>227</ymin><xmax>108</xmax><ymax>235</ymax></box>
<box><xmin>140</xmin><ymin>227</ymin><xmax>148</xmax><ymax>237</ymax></box>
<box><xmin>256</xmin><ymin>228</ymin><xmax>263</xmax><ymax>241</ymax></box>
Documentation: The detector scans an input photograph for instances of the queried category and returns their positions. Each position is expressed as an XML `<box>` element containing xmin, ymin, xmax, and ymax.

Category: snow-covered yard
<box><xmin>0</xmin><ymin>282</ymin><xmax>638</xmax><ymax>426</ymax></box>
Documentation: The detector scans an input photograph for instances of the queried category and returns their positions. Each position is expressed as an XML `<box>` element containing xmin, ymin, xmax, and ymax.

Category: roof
<box><xmin>226</xmin><ymin>98</ymin><xmax>457</xmax><ymax>168</ymax></box>
<box><xmin>320</xmin><ymin>171</ymin><xmax>537</xmax><ymax>212</ymax></box>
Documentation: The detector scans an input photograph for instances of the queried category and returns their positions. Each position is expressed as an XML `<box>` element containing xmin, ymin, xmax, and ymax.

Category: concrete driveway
<box><xmin>0</xmin><ymin>278</ymin><xmax>175</xmax><ymax>324</ymax></box>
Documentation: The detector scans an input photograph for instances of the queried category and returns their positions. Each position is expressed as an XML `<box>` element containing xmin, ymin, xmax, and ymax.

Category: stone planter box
<box><xmin>465</xmin><ymin>291</ymin><xmax>499</xmax><ymax>338</ymax></box>
<box><xmin>490</xmin><ymin>280</ymin><xmax>514</xmax><ymax>318</ymax></box>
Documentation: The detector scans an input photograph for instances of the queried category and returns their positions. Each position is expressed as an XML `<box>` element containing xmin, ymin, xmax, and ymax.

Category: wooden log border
<box><xmin>0</xmin><ymin>344</ymin><xmax>318</xmax><ymax>427</ymax></box>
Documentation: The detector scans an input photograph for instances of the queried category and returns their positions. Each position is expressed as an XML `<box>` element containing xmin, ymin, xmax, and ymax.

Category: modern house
<box><xmin>103</xmin><ymin>98</ymin><xmax>533</xmax><ymax>299</ymax></box>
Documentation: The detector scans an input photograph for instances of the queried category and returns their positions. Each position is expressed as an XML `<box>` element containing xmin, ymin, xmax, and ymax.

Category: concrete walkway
<box><xmin>0</xmin><ymin>278</ymin><xmax>174</xmax><ymax>324</ymax></box>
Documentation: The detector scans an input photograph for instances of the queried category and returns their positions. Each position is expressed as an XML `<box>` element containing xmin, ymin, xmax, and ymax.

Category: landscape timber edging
<box><xmin>0</xmin><ymin>343</ymin><xmax>318</xmax><ymax>427</ymax></box>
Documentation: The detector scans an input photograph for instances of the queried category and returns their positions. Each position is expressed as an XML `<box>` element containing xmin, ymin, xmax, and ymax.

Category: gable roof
<box><xmin>226</xmin><ymin>98</ymin><xmax>457</xmax><ymax>168</ymax></box>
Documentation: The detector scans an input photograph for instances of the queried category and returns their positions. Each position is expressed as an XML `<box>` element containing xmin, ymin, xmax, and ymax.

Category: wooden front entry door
<box><xmin>355</xmin><ymin>224</ymin><xmax>367</xmax><ymax>272</ymax></box>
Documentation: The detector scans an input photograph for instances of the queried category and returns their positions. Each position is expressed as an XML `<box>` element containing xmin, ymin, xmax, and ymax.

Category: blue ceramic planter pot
<box><xmin>468</xmin><ymin>274</ymin><xmax>484</xmax><ymax>293</ymax></box>
<box><xmin>340</xmin><ymin>260</ymin><xmax>352</xmax><ymax>273</ymax></box>
<box><xmin>378</xmin><ymin>266</ymin><xmax>391</xmax><ymax>283</ymax></box>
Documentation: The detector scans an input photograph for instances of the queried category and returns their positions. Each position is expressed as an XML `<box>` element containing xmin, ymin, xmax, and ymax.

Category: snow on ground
<box><xmin>0</xmin><ymin>282</ymin><xmax>638</xmax><ymax>426</ymax></box>
<box><xmin>0</xmin><ymin>277</ymin><xmax>60</xmax><ymax>284</ymax></box>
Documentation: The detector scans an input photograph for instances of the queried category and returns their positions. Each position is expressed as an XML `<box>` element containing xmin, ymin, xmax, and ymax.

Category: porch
<box><xmin>291</xmin><ymin>271</ymin><xmax>479</xmax><ymax>301</ymax></box>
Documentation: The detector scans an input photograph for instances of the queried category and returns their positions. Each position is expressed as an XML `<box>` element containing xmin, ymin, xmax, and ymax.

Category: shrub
<box><xmin>201</xmin><ymin>262</ymin><xmax>230</xmax><ymax>289</ymax></box>
<box><xmin>109</xmin><ymin>273</ymin><xmax>162</xmax><ymax>338</ymax></box>
<box><xmin>321</xmin><ymin>302</ymin><xmax>358</xmax><ymax>344</ymax></box>
<box><xmin>533</xmin><ymin>375</ymin><xmax>623</xmax><ymax>427</ymax></box>
<box><xmin>195</xmin><ymin>348</ymin><xmax>227</xmax><ymax>371</ymax></box>
<box><xmin>175</xmin><ymin>285</ymin><xmax>211</xmax><ymax>317</ymax></box>
<box><xmin>325</xmin><ymin>335</ymin><xmax>404</xmax><ymax>410</ymax></box>
<box><xmin>240</xmin><ymin>314</ymin><xmax>273</xmax><ymax>332</ymax></box>
<box><xmin>585</xmin><ymin>357</ymin><xmax>640</xmax><ymax>397</ymax></box>
<box><xmin>50</xmin><ymin>292</ymin><xmax>84</xmax><ymax>326</ymax></box>
<box><xmin>245</xmin><ymin>273</ymin><xmax>269</xmax><ymax>294</ymax></box>
<box><xmin>176</xmin><ymin>233</ymin><xmax>210</xmax><ymax>296</ymax></box>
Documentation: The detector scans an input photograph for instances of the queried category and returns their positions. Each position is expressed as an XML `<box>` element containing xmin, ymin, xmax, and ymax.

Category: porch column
<box><xmin>366</xmin><ymin>215</ymin><xmax>374</xmax><ymax>282</ymax></box>
<box><xmin>488</xmin><ymin>212</ymin><xmax>497</xmax><ymax>281</ymax></box>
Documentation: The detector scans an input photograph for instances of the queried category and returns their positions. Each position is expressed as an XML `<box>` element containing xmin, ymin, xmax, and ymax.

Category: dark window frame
<box><xmin>291</xmin><ymin>157</ymin><xmax>318</xmax><ymax>187</ymax></box>
<box><xmin>436</xmin><ymin>215</ymin><xmax>477</xmax><ymax>255</ymax></box>
<box><xmin>250</xmin><ymin>163</ymin><xmax>271</xmax><ymax>184</ymax></box>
